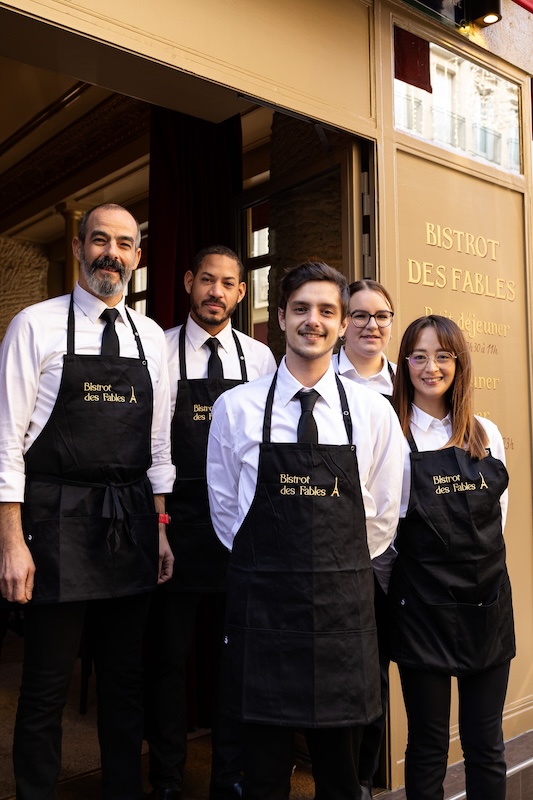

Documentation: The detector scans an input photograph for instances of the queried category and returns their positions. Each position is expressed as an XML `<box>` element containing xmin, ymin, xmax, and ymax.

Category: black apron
<box><xmin>221</xmin><ymin>372</ymin><xmax>380</xmax><ymax>727</ymax></box>
<box><xmin>22</xmin><ymin>296</ymin><xmax>158</xmax><ymax>604</ymax></box>
<box><xmin>389</xmin><ymin>434</ymin><xmax>515</xmax><ymax>675</ymax></box>
<box><xmin>165</xmin><ymin>325</ymin><xmax>248</xmax><ymax>592</ymax></box>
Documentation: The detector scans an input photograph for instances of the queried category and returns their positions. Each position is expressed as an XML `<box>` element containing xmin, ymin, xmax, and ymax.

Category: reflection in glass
<box><xmin>248</xmin><ymin>211</ymin><xmax>271</xmax><ymax>343</ymax></box>
<box><xmin>394</xmin><ymin>41</ymin><xmax>521</xmax><ymax>174</ymax></box>
<box><xmin>126</xmin><ymin>265</ymin><xmax>148</xmax><ymax>314</ymax></box>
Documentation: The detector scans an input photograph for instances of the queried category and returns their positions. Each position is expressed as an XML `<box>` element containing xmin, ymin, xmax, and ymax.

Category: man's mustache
<box><xmin>91</xmin><ymin>256</ymin><xmax>124</xmax><ymax>276</ymax></box>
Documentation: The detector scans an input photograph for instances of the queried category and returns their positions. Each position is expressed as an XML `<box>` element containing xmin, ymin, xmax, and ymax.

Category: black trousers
<box><xmin>144</xmin><ymin>590</ymin><xmax>243</xmax><ymax>792</ymax></box>
<box><xmin>358</xmin><ymin>578</ymin><xmax>389</xmax><ymax>785</ymax></box>
<box><xmin>13</xmin><ymin>593</ymin><xmax>150</xmax><ymax>800</ymax></box>
<box><xmin>399</xmin><ymin>662</ymin><xmax>510</xmax><ymax>800</ymax></box>
<box><xmin>242</xmin><ymin>723</ymin><xmax>363</xmax><ymax>800</ymax></box>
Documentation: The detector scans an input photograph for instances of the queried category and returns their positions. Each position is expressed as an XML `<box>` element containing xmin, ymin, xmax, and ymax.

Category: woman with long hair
<box><xmin>390</xmin><ymin>314</ymin><xmax>515</xmax><ymax>800</ymax></box>
<box><xmin>334</xmin><ymin>279</ymin><xmax>396</xmax><ymax>799</ymax></box>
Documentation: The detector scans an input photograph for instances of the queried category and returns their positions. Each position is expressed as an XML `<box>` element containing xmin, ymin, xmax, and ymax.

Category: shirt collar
<box><xmin>411</xmin><ymin>403</ymin><xmax>452</xmax><ymax>433</ymax></box>
<box><xmin>276</xmin><ymin>357</ymin><xmax>340</xmax><ymax>408</ymax></box>
<box><xmin>337</xmin><ymin>346</ymin><xmax>388</xmax><ymax>380</ymax></box>
<box><xmin>73</xmin><ymin>282</ymin><xmax>129</xmax><ymax>326</ymax></box>
<box><xmin>185</xmin><ymin>314</ymin><xmax>233</xmax><ymax>353</ymax></box>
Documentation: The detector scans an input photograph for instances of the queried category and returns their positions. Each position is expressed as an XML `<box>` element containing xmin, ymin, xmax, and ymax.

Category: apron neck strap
<box><xmin>124</xmin><ymin>307</ymin><xmax>146</xmax><ymax>362</ymax></box>
<box><xmin>262</xmin><ymin>370</ymin><xmax>353</xmax><ymax>444</ymax></box>
<box><xmin>179</xmin><ymin>324</ymin><xmax>248</xmax><ymax>381</ymax></box>
<box><xmin>407</xmin><ymin>426</ymin><xmax>418</xmax><ymax>452</ymax></box>
<box><xmin>67</xmin><ymin>294</ymin><xmax>145</xmax><ymax>361</ymax></box>
<box><xmin>67</xmin><ymin>294</ymin><xmax>75</xmax><ymax>354</ymax></box>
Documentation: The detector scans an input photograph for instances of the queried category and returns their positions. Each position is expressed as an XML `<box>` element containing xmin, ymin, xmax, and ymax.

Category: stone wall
<box><xmin>0</xmin><ymin>237</ymin><xmax>48</xmax><ymax>341</ymax></box>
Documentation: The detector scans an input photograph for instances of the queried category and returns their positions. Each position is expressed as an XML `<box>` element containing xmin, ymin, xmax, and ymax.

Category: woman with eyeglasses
<box><xmin>333</xmin><ymin>279</ymin><xmax>396</xmax><ymax>800</ymax></box>
<box><xmin>389</xmin><ymin>314</ymin><xmax>515</xmax><ymax>800</ymax></box>
<box><xmin>334</xmin><ymin>279</ymin><xmax>396</xmax><ymax>397</ymax></box>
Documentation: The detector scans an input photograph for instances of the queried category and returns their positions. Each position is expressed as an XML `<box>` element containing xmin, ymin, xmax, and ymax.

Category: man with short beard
<box><xmin>0</xmin><ymin>203</ymin><xmax>175</xmax><ymax>800</ymax></box>
<box><xmin>144</xmin><ymin>246</ymin><xmax>276</xmax><ymax>800</ymax></box>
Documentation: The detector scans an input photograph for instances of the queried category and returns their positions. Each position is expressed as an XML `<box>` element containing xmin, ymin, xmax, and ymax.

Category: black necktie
<box><xmin>205</xmin><ymin>337</ymin><xmax>224</xmax><ymax>379</ymax></box>
<box><xmin>296</xmin><ymin>389</ymin><xmax>319</xmax><ymax>444</ymax></box>
<box><xmin>100</xmin><ymin>308</ymin><xmax>120</xmax><ymax>357</ymax></box>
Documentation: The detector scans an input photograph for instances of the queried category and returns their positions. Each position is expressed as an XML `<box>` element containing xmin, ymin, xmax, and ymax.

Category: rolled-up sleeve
<box><xmin>206</xmin><ymin>393</ymin><xmax>240</xmax><ymax>550</ymax></box>
<box><xmin>358</xmin><ymin>396</ymin><xmax>404</xmax><ymax>561</ymax></box>
<box><xmin>146</xmin><ymin>331</ymin><xmax>175</xmax><ymax>494</ymax></box>
<box><xmin>0</xmin><ymin>312</ymin><xmax>42</xmax><ymax>501</ymax></box>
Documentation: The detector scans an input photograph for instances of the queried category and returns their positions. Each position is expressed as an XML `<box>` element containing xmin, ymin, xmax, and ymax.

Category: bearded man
<box><xmin>0</xmin><ymin>203</ymin><xmax>175</xmax><ymax>800</ymax></box>
<box><xmin>144</xmin><ymin>246</ymin><xmax>276</xmax><ymax>800</ymax></box>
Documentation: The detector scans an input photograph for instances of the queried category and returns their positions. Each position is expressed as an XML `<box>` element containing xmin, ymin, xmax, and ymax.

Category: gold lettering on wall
<box><xmin>402</xmin><ymin>221</ymin><xmax>517</xmax><ymax>435</ymax></box>
<box><xmin>406</xmin><ymin>222</ymin><xmax>515</xmax><ymax>302</ymax></box>
<box><xmin>407</xmin><ymin>259</ymin><xmax>514</xmax><ymax>300</ymax></box>
<box><xmin>426</xmin><ymin>223</ymin><xmax>499</xmax><ymax>260</ymax></box>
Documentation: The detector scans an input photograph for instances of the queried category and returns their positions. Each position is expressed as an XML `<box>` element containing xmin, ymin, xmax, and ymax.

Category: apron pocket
<box><xmin>389</xmin><ymin>580</ymin><xmax>515</xmax><ymax>674</ymax></box>
<box><xmin>313</xmin><ymin>628</ymin><xmax>381</xmax><ymax>726</ymax></box>
<box><xmin>27</xmin><ymin>516</ymin><xmax>112</xmax><ymax>602</ymax></box>
<box><xmin>221</xmin><ymin>624</ymin><xmax>380</xmax><ymax>727</ymax></box>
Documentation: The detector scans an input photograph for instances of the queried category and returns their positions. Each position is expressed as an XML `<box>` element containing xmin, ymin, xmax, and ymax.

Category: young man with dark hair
<box><xmin>207</xmin><ymin>261</ymin><xmax>404</xmax><ymax>800</ymax></box>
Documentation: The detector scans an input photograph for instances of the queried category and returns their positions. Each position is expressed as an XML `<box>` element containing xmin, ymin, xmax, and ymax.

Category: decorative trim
<box><xmin>0</xmin><ymin>82</ymin><xmax>91</xmax><ymax>159</ymax></box>
<box><xmin>0</xmin><ymin>94</ymin><xmax>150</xmax><ymax>226</ymax></box>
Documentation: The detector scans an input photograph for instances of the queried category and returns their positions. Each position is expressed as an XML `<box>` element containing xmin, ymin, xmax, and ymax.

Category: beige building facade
<box><xmin>1</xmin><ymin>0</ymin><xmax>532</xmax><ymax>793</ymax></box>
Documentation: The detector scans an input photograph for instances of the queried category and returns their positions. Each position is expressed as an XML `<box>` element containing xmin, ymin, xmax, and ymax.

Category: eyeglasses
<box><xmin>350</xmin><ymin>310</ymin><xmax>394</xmax><ymax>328</ymax></box>
<box><xmin>407</xmin><ymin>351</ymin><xmax>457</xmax><ymax>369</ymax></box>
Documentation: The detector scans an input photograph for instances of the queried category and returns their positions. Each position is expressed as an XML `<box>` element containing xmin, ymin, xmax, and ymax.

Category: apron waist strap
<box><xmin>26</xmin><ymin>474</ymin><xmax>150</xmax><ymax>554</ymax></box>
<box><xmin>27</xmin><ymin>472</ymin><xmax>147</xmax><ymax>489</ymax></box>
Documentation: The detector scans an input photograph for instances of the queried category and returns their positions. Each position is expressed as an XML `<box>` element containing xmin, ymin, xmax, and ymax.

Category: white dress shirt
<box><xmin>207</xmin><ymin>357</ymin><xmax>404</xmax><ymax>562</ymax></box>
<box><xmin>165</xmin><ymin>315</ymin><xmax>277</xmax><ymax>417</ymax></box>
<box><xmin>401</xmin><ymin>404</ymin><xmax>508</xmax><ymax>528</ymax></box>
<box><xmin>0</xmin><ymin>283</ymin><xmax>175</xmax><ymax>501</ymax></box>
<box><xmin>333</xmin><ymin>347</ymin><xmax>396</xmax><ymax>395</ymax></box>
<box><xmin>333</xmin><ymin>347</ymin><xmax>398</xmax><ymax>587</ymax></box>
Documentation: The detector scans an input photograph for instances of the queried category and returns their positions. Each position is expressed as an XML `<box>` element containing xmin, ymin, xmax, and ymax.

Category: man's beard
<box><xmin>80</xmin><ymin>254</ymin><xmax>131</xmax><ymax>297</ymax></box>
<box><xmin>189</xmin><ymin>296</ymin><xmax>238</xmax><ymax>328</ymax></box>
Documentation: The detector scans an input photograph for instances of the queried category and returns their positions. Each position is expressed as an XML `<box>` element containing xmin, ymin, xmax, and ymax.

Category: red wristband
<box><xmin>158</xmin><ymin>513</ymin><xmax>171</xmax><ymax>525</ymax></box>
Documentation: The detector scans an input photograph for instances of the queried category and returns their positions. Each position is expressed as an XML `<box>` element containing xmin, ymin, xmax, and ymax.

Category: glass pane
<box><xmin>132</xmin><ymin>298</ymin><xmax>147</xmax><ymax>315</ymax></box>
<box><xmin>252</xmin><ymin>228</ymin><xmax>269</xmax><ymax>257</ymax></box>
<box><xmin>250</xmin><ymin>265</ymin><xmax>270</xmax><ymax>344</ymax></box>
<box><xmin>131</xmin><ymin>267</ymin><xmax>148</xmax><ymax>292</ymax></box>
<box><xmin>394</xmin><ymin>40</ymin><xmax>521</xmax><ymax>174</ymax></box>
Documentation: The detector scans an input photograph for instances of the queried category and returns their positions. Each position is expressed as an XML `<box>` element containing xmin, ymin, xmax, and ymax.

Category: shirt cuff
<box><xmin>0</xmin><ymin>471</ymin><xmax>27</xmax><ymax>503</ymax></box>
<box><xmin>147</xmin><ymin>463</ymin><xmax>176</xmax><ymax>495</ymax></box>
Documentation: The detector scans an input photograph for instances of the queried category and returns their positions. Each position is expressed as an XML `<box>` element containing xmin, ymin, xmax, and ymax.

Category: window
<box><xmin>394</xmin><ymin>37</ymin><xmax>521</xmax><ymax>174</ymax></box>
<box><xmin>244</xmin><ymin>201</ymin><xmax>271</xmax><ymax>345</ymax></box>
<box><xmin>126</xmin><ymin>231</ymin><xmax>148</xmax><ymax>314</ymax></box>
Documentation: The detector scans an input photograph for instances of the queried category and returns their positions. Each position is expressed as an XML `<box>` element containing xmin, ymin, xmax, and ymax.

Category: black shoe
<box><xmin>210</xmin><ymin>781</ymin><xmax>243</xmax><ymax>800</ymax></box>
<box><xmin>148</xmin><ymin>789</ymin><xmax>182</xmax><ymax>800</ymax></box>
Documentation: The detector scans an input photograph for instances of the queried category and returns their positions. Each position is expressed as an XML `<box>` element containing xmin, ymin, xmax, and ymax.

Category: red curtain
<box><xmin>147</xmin><ymin>107</ymin><xmax>243</xmax><ymax>329</ymax></box>
<box><xmin>394</xmin><ymin>27</ymin><xmax>432</xmax><ymax>94</ymax></box>
<box><xmin>512</xmin><ymin>0</ymin><xmax>533</xmax><ymax>11</ymax></box>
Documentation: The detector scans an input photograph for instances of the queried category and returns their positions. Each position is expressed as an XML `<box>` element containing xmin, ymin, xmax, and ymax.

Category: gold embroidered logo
<box><xmin>479</xmin><ymin>472</ymin><xmax>489</xmax><ymax>489</ymax></box>
<box><xmin>431</xmin><ymin>472</ymin><xmax>479</xmax><ymax>494</ymax></box>
<box><xmin>82</xmin><ymin>381</ymin><xmax>126</xmax><ymax>403</ymax></box>
<box><xmin>129</xmin><ymin>386</ymin><xmax>137</xmax><ymax>403</ymax></box>
<box><xmin>278</xmin><ymin>473</ymin><xmax>339</xmax><ymax>498</ymax></box>
<box><xmin>193</xmin><ymin>403</ymin><xmax>213</xmax><ymax>421</ymax></box>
